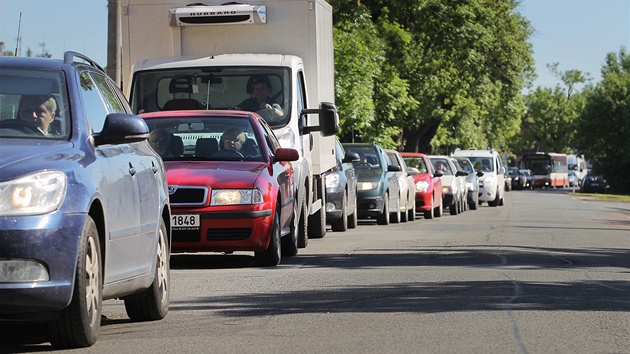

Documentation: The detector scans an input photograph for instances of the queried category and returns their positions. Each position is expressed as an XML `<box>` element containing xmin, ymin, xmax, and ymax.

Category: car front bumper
<box><xmin>0</xmin><ymin>212</ymin><xmax>85</xmax><ymax>317</ymax></box>
<box><xmin>170</xmin><ymin>207</ymin><xmax>274</xmax><ymax>253</ymax></box>
<box><xmin>325</xmin><ymin>186</ymin><xmax>345</xmax><ymax>221</ymax></box>
<box><xmin>356</xmin><ymin>190</ymin><xmax>385</xmax><ymax>218</ymax></box>
<box><xmin>415</xmin><ymin>191</ymin><xmax>433</xmax><ymax>211</ymax></box>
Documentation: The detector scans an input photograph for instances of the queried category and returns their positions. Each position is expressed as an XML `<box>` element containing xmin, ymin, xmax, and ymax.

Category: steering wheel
<box><xmin>212</xmin><ymin>150</ymin><xmax>245</xmax><ymax>159</ymax></box>
<box><xmin>0</xmin><ymin>119</ymin><xmax>45</xmax><ymax>136</ymax></box>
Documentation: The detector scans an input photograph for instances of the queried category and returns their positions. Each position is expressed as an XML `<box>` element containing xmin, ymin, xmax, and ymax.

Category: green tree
<box><xmin>518</xmin><ymin>76</ymin><xmax>586</xmax><ymax>154</ymax></box>
<box><xmin>576</xmin><ymin>48</ymin><xmax>630</xmax><ymax>193</ymax></box>
<box><xmin>330</xmin><ymin>0</ymin><xmax>533</xmax><ymax>153</ymax></box>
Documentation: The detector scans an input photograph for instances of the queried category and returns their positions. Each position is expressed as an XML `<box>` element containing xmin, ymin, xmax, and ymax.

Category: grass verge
<box><xmin>568</xmin><ymin>192</ymin><xmax>630</xmax><ymax>203</ymax></box>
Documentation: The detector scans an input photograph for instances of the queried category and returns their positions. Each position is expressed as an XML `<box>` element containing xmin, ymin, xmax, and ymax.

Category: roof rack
<box><xmin>64</xmin><ymin>51</ymin><xmax>105</xmax><ymax>73</ymax></box>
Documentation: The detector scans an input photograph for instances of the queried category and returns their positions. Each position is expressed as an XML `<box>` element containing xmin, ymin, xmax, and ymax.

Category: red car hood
<box><xmin>164</xmin><ymin>161</ymin><xmax>267</xmax><ymax>188</ymax></box>
<box><xmin>412</xmin><ymin>173</ymin><xmax>431</xmax><ymax>184</ymax></box>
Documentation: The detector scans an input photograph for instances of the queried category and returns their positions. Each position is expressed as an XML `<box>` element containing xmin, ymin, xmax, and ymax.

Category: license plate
<box><xmin>591</xmin><ymin>183</ymin><xmax>599</xmax><ymax>186</ymax></box>
<box><xmin>172</xmin><ymin>214</ymin><xmax>200</xmax><ymax>229</ymax></box>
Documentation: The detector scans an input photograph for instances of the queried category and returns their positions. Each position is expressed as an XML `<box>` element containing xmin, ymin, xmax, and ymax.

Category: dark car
<box><xmin>342</xmin><ymin>143</ymin><xmax>400</xmax><ymax>225</ymax></box>
<box><xmin>325</xmin><ymin>139</ymin><xmax>359</xmax><ymax>232</ymax></box>
<box><xmin>454</xmin><ymin>156</ymin><xmax>482</xmax><ymax>210</ymax></box>
<box><xmin>0</xmin><ymin>52</ymin><xmax>171</xmax><ymax>348</ymax></box>
<box><xmin>581</xmin><ymin>175</ymin><xmax>608</xmax><ymax>193</ymax></box>
<box><xmin>140</xmin><ymin>110</ymin><xmax>299</xmax><ymax>266</ymax></box>
<box><xmin>520</xmin><ymin>169</ymin><xmax>533</xmax><ymax>189</ymax></box>
<box><xmin>508</xmin><ymin>166</ymin><xmax>525</xmax><ymax>190</ymax></box>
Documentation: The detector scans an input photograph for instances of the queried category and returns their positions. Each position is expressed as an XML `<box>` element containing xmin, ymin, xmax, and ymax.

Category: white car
<box><xmin>386</xmin><ymin>150</ymin><xmax>417</xmax><ymax>222</ymax></box>
<box><xmin>428</xmin><ymin>155</ymin><xmax>467</xmax><ymax>215</ymax></box>
<box><xmin>453</xmin><ymin>149</ymin><xmax>506</xmax><ymax>207</ymax></box>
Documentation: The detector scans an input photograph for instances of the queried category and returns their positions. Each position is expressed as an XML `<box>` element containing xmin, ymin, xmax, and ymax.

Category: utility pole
<box><xmin>107</xmin><ymin>0</ymin><xmax>121</xmax><ymax>86</ymax></box>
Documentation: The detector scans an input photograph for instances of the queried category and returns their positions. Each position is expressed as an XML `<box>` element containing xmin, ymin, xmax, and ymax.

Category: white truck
<box><xmin>567</xmin><ymin>154</ymin><xmax>588</xmax><ymax>183</ymax></box>
<box><xmin>118</xmin><ymin>0</ymin><xmax>339</xmax><ymax>244</ymax></box>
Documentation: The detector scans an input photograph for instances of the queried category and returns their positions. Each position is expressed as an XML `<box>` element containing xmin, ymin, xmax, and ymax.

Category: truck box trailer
<box><xmin>118</xmin><ymin>0</ymin><xmax>339</xmax><ymax>242</ymax></box>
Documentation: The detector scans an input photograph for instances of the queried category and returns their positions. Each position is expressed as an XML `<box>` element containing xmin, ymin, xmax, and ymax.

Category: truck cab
<box><xmin>119</xmin><ymin>0</ymin><xmax>339</xmax><ymax>242</ymax></box>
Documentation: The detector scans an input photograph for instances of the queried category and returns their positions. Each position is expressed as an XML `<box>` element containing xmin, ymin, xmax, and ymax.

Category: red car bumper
<box><xmin>171</xmin><ymin>207</ymin><xmax>274</xmax><ymax>253</ymax></box>
<box><xmin>415</xmin><ymin>191</ymin><xmax>433</xmax><ymax>211</ymax></box>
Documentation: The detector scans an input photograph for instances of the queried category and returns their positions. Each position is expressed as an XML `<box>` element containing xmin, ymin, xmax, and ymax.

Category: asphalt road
<box><xmin>2</xmin><ymin>189</ymin><xmax>629</xmax><ymax>353</ymax></box>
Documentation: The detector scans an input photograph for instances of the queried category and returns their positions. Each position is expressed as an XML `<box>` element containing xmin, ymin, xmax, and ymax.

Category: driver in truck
<box><xmin>237</xmin><ymin>76</ymin><xmax>283</xmax><ymax>120</ymax></box>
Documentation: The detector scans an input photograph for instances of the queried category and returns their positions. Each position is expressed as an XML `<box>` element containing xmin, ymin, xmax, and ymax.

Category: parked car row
<box><xmin>0</xmin><ymin>53</ymin><xmax>509</xmax><ymax>349</ymax></box>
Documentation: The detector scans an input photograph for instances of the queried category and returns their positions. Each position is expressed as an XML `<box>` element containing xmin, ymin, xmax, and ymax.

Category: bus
<box><xmin>519</xmin><ymin>153</ymin><xmax>569</xmax><ymax>188</ymax></box>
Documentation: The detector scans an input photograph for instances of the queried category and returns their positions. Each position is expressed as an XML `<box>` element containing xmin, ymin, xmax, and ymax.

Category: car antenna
<box><xmin>15</xmin><ymin>12</ymin><xmax>22</xmax><ymax>56</ymax></box>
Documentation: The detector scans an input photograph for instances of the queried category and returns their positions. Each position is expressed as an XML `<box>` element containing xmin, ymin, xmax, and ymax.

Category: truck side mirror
<box><xmin>300</xmin><ymin>102</ymin><xmax>340</xmax><ymax>137</ymax></box>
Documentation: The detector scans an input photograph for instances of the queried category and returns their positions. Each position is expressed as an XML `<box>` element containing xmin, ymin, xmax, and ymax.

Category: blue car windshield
<box><xmin>345</xmin><ymin>146</ymin><xmax>381</xmax><ymax>169</ymax></box>
<box><xmin>0</xmin><ymin>68</ymin><xmax>70</xmax><ymax>139</ymax></box>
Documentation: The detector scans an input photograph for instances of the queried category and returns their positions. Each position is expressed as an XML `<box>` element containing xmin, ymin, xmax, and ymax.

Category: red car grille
<box><xmin>169</xmin><ymin>186</ymin><xmax>207</xmax><ymax>205</ymax></box>
<box><xmin>172</xmin><ymin>228</ymin><xmax>252</xmax><ymax>243</ymax></box>
<box><xmin>207</xmin><ymin>228</ymin><xmax>252</xmax><ymax>241</ymax></box>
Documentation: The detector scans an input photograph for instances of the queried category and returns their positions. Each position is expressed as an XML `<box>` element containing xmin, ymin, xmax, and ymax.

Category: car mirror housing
<box><xmin>274</xmin><ymin>148</ymin><xmax>299</xmax><ymax>162</ymax></box>
<box><xmin>456</xmin><ymin>171</ymin><xmax>469</xmax><ymax>177</ymax></box>
<box><xmin>476</xmin><ymin>171</ymin><xmax>485</xmax><ymax>177</ymax></box>
<box><xmin>434</xmin><ymin>170</ymin><xmax>444</xmax><ymax>178</ymax></box>
<box><xmin>93</xmin><ymin>113</ymin><xmax>149</xmax><ymax>146</ymax></box>
<box><xmin>387</xmin><ymin>165</ymin><xmax>401</xmax><ymax>172</ymax></box>
<box><xmin>343</xmin><ymin>151</ymin><xmax>361</xmax><ymax>163</ymax></box>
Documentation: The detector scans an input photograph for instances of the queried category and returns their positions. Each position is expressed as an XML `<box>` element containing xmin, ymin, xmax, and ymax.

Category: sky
<box><xmin>1</xmin><ymin>0</ymin><xmax>629</xmax><ymax>92</ymax></box>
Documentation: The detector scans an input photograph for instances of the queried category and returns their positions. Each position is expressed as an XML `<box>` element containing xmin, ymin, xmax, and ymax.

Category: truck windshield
<box><xmin>130</xmin><ymin>67</ymin><xmax>291</xmax><ymax>128</ymax></box>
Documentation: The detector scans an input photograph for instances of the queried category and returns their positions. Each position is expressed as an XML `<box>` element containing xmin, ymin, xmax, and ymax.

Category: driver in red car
<box><xmin>221</xmin><ymin>127</ymin><xmax>247</xmax><ymax>152</ymax></box>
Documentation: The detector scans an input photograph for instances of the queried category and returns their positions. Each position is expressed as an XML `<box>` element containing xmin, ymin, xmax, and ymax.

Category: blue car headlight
<box><xmin>0</xmin><ymin>171</ymin><xmax>67</xmax><ymax>216</ymax></box>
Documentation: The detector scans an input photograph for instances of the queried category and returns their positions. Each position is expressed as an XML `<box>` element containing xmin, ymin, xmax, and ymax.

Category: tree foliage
<box><xmin>575</xmin><ymin>48</ymin><xmax>630</xmax><ymax>193</ymax></box>
<box><xmin>330</xmin><ymin>0</ymin><xmax>534</xmax><ymax>153</ymax></box>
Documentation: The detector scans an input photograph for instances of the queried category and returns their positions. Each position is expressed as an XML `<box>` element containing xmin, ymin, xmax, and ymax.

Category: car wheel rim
<box><xmin>156</xmin><ymin>227</ymin><xmax>169</xmax><ymax>304</ymax></box>
<box><xmin>85</xmin><ymin>236</ymin><xmax>100</xmax><ymax>328</ymax></box>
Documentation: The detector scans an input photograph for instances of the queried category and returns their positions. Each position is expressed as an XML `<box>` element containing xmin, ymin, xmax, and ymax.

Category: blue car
<box><xmin>342</xmin><ymin>143</ymin><xmax>400</xmax><ymax>225</ymax></box>
<box><xmin>325</xmin><ymin>139</ymin><xmax>359</xmax><ymax>232</ymax></box>
<box><xmin>0</xmin><ymin>52</ymin><xmax>171</xmax><ymax>348</ymax></box>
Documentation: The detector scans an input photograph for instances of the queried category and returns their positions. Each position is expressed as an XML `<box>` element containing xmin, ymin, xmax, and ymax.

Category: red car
<box><xmin>400</xmin><ymin>152</ymin><xmax>444</xmax><ymax>219</ymax></box>
<box><xmin>140</xmin><ymin>110</ymin><xmax>299</xmax><ymax>266</ymax></box>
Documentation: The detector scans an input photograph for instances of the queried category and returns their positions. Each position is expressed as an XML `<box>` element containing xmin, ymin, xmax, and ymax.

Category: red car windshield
<box><xmin>143</xmin><ymin>116</ymin><xmax>264</xmax><ymax>162</ymax></box>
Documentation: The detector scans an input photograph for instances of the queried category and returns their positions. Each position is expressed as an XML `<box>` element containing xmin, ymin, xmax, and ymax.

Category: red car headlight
<box><xmin>211</xmin><ymin>189</ymin><xmax>263</xmax><ymax>205</ymax></box>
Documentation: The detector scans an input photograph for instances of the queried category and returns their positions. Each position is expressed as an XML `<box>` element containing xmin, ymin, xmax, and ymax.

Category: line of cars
<box><xmin>0</xmin><ymin>52</ymin><xmax>506</xmax><ymax>349</ymax></box>
<box><xmin>331</xmin><ymin>144</ymin><xmax>507</xmax><ymax>229</ymax></box>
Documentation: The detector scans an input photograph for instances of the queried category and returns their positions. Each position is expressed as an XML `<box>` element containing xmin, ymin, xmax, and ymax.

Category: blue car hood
<box><xmin>355</xmin><ymin>168</ymin><xmax>382</xmax><ymax>182</ymax></box>
<box><xmin>0</xmin><ymin>139</ymin><xmax>74</xmax><ymax>179</ymax></box>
